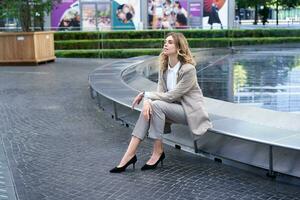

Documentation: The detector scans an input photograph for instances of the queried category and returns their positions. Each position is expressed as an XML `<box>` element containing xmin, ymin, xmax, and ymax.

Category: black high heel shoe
<box><xmin>141</xmin><ymin>152</ymin><xmax>165</xmax><ymax>171</ymax></box>
<box><xmin>110</xmin><ymin>155</ymin><xmax>137</xmax><ymax>173</ymax></box>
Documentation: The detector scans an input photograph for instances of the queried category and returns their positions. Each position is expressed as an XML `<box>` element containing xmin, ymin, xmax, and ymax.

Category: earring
<box><xmin>177</xmin><ymin>49</ymin><xmax>183</xmax><ymax>56</ymax></box>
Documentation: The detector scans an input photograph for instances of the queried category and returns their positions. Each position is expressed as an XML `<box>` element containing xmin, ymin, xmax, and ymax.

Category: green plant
<box><xmin>55</xmin><ymin>49</ymin><xmax>161</xmax><ymax>58</ymax></box>
<box><xmin>0</xmin><ymin>0</ymin><xmax>61</xmax><ymax>31</ymax></box>
<box><xmin>53</xmin><ymin>29</ymin><xmax>300</xmax><ymax>58</ymax></box>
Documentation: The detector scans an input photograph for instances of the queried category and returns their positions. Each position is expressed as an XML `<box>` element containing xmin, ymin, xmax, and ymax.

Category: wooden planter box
<box><xmin>0</xmin><ymin>31</ymin><xmax>56</xmax><ymax>65</ymax></box>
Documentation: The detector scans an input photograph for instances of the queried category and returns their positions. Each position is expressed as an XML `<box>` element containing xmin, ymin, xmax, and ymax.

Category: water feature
<box><xmin>149</xmin><ymin>49</ymin><xmax>300</xmax><ymax>113</ymax></box>
<box><xmin>198</xmin><ymin>49</ymin><xmax>300</xmax><ymax>113</ymax></box>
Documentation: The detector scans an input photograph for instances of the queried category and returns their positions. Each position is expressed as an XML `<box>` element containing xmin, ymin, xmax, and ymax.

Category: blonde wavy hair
<box><xmin>159</xmin><ymin>32</ymin><xmax>196</xmax><ymax>71</ymax></box>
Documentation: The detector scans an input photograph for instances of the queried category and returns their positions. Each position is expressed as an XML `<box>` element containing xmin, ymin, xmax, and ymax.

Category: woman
<box><xmin>208</xmin><ymin>3</ymin><xmax>223</xmax><ymax>29</ymax></box>
<box><xmin>110</xmin><ymin>32</ymin><xmax>212</xmax><ymax>173</ymax></box>
<box><xmin>204</xmin><ymin>0</ymin><xmax>225</xmax><ymax>17</ymax></box>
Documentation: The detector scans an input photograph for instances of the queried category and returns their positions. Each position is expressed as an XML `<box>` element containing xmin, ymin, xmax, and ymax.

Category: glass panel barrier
<box><xmin>206</xmin><ymin>1</ymin><xmax>300</xmax><ymax>114</ymax></box>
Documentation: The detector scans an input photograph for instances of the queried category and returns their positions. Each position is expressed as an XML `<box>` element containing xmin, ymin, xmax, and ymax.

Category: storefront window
<box><xmin>97</xmin><ymin>3</ymin><xmax>111</xmax><ymax>30</ymax></box>
<box><xmin>50</xmin><ymin>0</ymin><xmax>230</xmax><ymax>31</ymax></box>
<box><xmin>81</xmin><ymin>0</ymin><xmax>111</xmax><ymax>31</ymax></box>
<box><xmin>82</xmin><ymin>4</ymin><xmax>97</xmax><ymax>30</ymax></box>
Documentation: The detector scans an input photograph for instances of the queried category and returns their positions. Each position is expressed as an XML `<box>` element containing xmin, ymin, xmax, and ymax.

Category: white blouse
<box><xmin>166</xmin><ymin>61</ymin><xmax>181</xmax><ymax>91</ymax></box>
<box><xmin>145</xmin><ymin>61</ymin><xmax>181</xmax><ymax>100</ymax></box>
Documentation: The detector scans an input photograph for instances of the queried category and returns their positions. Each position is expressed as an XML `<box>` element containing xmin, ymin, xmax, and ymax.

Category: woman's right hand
<box><xmin>131</xmin><ymin>92</ymin><xmax>144</xmax><ymax>109</ymax></box>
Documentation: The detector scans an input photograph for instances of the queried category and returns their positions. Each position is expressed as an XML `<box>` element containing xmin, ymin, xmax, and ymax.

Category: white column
<box><xmin>140</xmin><ymin>0</ymin><xmax>148</xmax><ymax>30</ymax></box>
<box><xmin>228</xmin><ymin>0</ymin><xmax>236</xmax><ymax>29</ymax></box>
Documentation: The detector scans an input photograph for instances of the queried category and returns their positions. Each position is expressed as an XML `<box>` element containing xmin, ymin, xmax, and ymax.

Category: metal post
<box><xmin>90</xmin><ymin>86</ymin><xmax>95</xmax><ymax>99</ymax></box>
<box><xmin>267</xmin><ymin>145</ymin><xmax>276</xmax><ymax>178</ymax></box>
<box><xmin>113</xmin><ymin>102</ymin><xmax>118</xmax><ymax>120</ymax></box>
<box><xmin>96</xmin><ymin>93</ymin><xmax>102</xmax><ymax>109</ymax></box>
<box><xmin>194</xmin><ymin>140</ymin><xmax>199</xmax><ymax>153</ymax></box>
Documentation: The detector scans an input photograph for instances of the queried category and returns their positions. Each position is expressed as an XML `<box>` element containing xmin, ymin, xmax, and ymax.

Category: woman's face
<box><xmin>122</xmin><ymin>5</ymin><xmax>130</xmax><ymax>13</ymax></box>
<box><xmin>204</xmin><ymin>0</ymin><xmax>225</xmax><ymax>13</ymax></box>
<box><xmin>163</xmin><ymin>35</ymin><xmax>177</xmax><ymax>56</ymax></box>
<box><xmin>214</xmin><ymin>0</ymin><xmax>225</xmax><ymax>9</ymax></box>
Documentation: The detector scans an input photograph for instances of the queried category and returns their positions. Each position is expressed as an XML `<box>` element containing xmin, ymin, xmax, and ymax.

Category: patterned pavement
<box><xmin>0</xmin><ymin>58</ymin><xmax>299</xmax><ymax>200</ymax></box>
<box><xmin>0</xmin><ymin>140</ymin><xmax>17</xmax><ymax>200</ymax></box>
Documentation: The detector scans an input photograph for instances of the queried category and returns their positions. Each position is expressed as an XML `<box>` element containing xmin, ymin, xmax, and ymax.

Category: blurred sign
<box><xmin>189</xmin><ymin>2</ymin><xmax>202</xmax><ymax>28</ymax></box>
<box><xmin>51</xmin><ymin>0</ymin><xmax>80</xmax><ymax>30</ymax></box>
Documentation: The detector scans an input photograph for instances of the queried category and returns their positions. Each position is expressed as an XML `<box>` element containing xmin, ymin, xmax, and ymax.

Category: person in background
<box><xmin>208</xmin><ymin>3</ymin><xmax>223</xmax><ymax>29</ymax></box>
<box><xmin>69</xmin><ymin>14</ymin><xmax>80</xmax><ymax>30</ymax></box>
<box><xmin>58</xmin><ymin>17</ymin><xmax>71</xmax><ymax>31</ymax></box>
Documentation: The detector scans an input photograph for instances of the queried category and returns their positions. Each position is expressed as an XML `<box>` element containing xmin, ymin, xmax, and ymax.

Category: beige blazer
<box><xmin>147</xmin><ymin>63</ymin><xmax>212</xmax><ymax>136</ymax></box>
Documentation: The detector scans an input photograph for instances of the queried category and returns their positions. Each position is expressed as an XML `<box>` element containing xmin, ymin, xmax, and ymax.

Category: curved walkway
<box><xmin>0</xmin><ymin>58</ymin><xmax>300</xmax><ymax>200</ymax></box>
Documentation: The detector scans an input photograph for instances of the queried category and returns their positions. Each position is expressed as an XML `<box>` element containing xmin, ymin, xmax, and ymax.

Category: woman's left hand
<box><xmin>143</xmin><ymin>100</ymin><xmax>152</xmax><ymax>121</ymax></box>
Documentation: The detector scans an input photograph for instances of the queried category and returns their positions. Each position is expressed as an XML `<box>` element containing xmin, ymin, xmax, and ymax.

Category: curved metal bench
<box><xmin>89</xmin><ymin>54</ymin><xmax>300</xmax><ymax>180</ymax></box>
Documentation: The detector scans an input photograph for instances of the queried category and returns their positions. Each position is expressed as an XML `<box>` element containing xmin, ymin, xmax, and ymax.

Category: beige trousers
<box><xmin>132</xmin><ymin>100</ymin><xmax>188</xmax><ymax>140</ymax></box>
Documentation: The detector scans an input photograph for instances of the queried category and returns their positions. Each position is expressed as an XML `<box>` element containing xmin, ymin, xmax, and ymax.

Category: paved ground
<box><xmin>0</xmin><ymin>58</ymin><xmax>300</xmax><ymax>200</ymax></box>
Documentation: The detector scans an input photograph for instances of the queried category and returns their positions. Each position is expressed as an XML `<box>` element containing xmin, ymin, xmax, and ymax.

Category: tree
<box><xmin>236</xmin><ymin>0</ymin><xmax>300</xmax><ymax>25</ymax></box>
<box><xmin>0</xmin><ymin>0</ymin><xmax>61</xmax><ymax>32</ymax></box>
<box><xmin>270</xmin><ymin>0</ymin><xmax>300</xmax><ymax>25</ymax></box>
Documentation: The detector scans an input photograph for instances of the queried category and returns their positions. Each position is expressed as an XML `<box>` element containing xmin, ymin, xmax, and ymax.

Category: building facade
<box><xmin>238</xmin><ymin>6</ymin><xmax>300</xmax><ymax>22</ymax></box>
